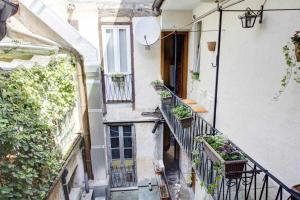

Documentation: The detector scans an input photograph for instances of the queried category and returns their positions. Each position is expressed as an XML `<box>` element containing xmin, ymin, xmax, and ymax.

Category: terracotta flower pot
<box><xmin>291</xmin><ymin>184</ymin><xmax>300</xmax><ymax>200</ymax></box>
<box><xmin>207</xmin><ymin>41</ymin><xmax>216</xmax><ymax>52</ymax></box>
<box><xmin>295</xmin><ymin>43</ymin><xmax>300</xmax><ymax>62</ymax></box>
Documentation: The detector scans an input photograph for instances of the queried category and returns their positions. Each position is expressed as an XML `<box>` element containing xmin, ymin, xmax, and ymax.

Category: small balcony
<box><xmin>102</xmin><ymin>73</ymin><xmax>134</xmax><ymax>103</ymax></box>
<box><xmin>158</xmin><ymin>85</ymin><xmax>300</xmax><ymax>200</ymax></box>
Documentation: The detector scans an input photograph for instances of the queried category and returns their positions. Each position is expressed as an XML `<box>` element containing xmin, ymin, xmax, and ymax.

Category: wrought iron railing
<box><xmin>110</xmin><ymin>165</ymin><xmax>137</xmax><ymax>188</ymax></box>
<box><xmin>102</xmin><ymin>74</ymin><xmax>134</xmax><ymax>103</ymax></box>
<box><xmin>160</xmin><ymin>85</ymin><xmax>300</xmax><ymax>200</ymax></box>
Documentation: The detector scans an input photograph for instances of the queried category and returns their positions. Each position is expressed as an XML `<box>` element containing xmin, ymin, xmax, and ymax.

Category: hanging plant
<box><xmin>191</xmin><ymin>71</ymin><xmax>200</xmax><ymax>80</ymax></box>
<box><xmin>291</xmin><ymin>31</ymin><xmax>300</xmax><ymax>62</ymax></box>
<box><xmin>275</xmin><ymin>32</ymin><xmax>300</xmax><ymax>100</ymax></box>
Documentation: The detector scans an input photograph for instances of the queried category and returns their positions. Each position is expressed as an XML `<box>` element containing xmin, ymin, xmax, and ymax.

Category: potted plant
<box><xmin>151</xmin><ymin>80</ymin><xmax>164</xmax><ymax>91</ymax></box>
<box><xmin>160</xmin><ymin>90</ymin><xmax>172</xmax><ymax>105</ymax></box>
<box><xmin>171</xmin><ymin>105</ymin><xmax>193</xmax><ymax>128</ymax></box>
<box><xmin>186</xmin><ymin>175</ymin><xmax>193</xmax><ymax>187</ymax></box>
<box><xmin>111</xmin><ymin>73</ymin><xmax>125</xmax><ymax>83</ymax></box>
<box><xmin>207</xmin><ymin>41</ymin><xmax>216</xmax><ymax>52</ymax></box>
<box><xmin>291</xmin><ymin>31</ymin><xmax>300</xmax><ymax>62</ymax></box>
<box><xmin>196</xmin><ymin>135</ymin><xmax>247</xmax><ymax>179</ymax></box>
<box><xmin>291</xmin><ymin>184</ymin><xmax>300</xmax><ymax>200</ymax></box>
<box><xmin>191</xmin><ymin>71</ymin><xmax>200</xmax><ymax>80</ymax></box>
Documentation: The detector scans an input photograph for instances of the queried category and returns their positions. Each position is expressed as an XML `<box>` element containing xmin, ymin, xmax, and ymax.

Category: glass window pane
<box><xmin>110</xmin><ymin>126</ymin><xmax>119</xmax><ymax>137</ymax></box>
<box><xmin>124</xmin><ymin>138</ymin><xmax>132</xmax><ymax>148</ymax></box>
<box><xmin>124</xmin><ymin>149</ymin><xmax>132</xmax><ymax>159</ymax></box>
<box><xmin>111</xmin><ymin>149</ymin><xmax>120</xmax><ymax>159</ymax></box>
<box><xmin>105</xmin><ymin>29</ymin><xmax>115</xmax><ymax>73</ymax></box>
<box><xmin>123</xmin><ymin>125</ymin><xmax>132</xmax><ymax>136</ymax></box>
<box><xmin>111</xmin><ymin>138</ymin><xmax>119</xmax><ymax>148</ymax></box>
<box><xmin>119</xmin><ymin>29</ymin><xmax>128</xmax><ymax>73</ymax></box>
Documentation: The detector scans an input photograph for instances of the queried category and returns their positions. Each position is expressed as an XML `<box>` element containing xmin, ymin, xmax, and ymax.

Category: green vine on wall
<box><xmin>0</xmin><ymin>55</ymin><xmax>76</xmax><ymax>199</ymax></box>
<box><xmin>275</xmin><ymin>32</ymin><xmax>300</xmax><ymax>100</ymax></box>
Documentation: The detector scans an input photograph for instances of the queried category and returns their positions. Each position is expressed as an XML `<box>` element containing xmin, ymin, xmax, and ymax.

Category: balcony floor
<box><xmin>164</xmin><ymin>145</ymin><xmax>193</xmax><ymax>200</ymax></box>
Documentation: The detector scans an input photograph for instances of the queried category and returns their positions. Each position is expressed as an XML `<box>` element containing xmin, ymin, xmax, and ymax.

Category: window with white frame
<box><xmin>102</xmin><ymin>25</ymin><xmax>132</xmax><ymax>74</ymax></box>
<box><xmin>193</xmin><ymin>21</ymin><xmax>202</xmax><ymax>72</ymax></box>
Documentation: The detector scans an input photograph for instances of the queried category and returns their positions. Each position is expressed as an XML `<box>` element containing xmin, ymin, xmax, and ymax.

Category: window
<box><xmin>102</xmin><ymin>25</ymin><xmax>131</xmax><ymax>74</ymax></box>
<box><xmin>108</xmin><ymin>125</ymin><xmax>135</xmax><ymax>167</ymax></box>
<box><xmin>107</xmin><ymin>125</ymin><xmax>136</xmax><ymax>188</ymax></box>
<box><xmin>193</xmin><ymin>21</ymin><xmax>202</xmax><ymax>72</ymax></box>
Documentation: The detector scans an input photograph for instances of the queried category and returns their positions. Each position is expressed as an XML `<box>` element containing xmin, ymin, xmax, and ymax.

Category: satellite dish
<box><xmin>135</xmin><ymin>17</ymin><xmax>161</xmax><ymax>50</ymax></box>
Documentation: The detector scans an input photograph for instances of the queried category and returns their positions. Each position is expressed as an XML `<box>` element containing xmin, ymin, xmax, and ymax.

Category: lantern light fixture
<box><xmin>239</xmin><ymin>6</ymin><xmax>263</xmax><ymax>28</ymax></box>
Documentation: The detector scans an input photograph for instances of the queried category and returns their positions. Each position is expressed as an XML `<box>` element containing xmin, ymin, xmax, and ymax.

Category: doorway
<box><xmin>161</xmin><ymin>32</ymin><xmax>189</xmax><ymax>98</ymax></box>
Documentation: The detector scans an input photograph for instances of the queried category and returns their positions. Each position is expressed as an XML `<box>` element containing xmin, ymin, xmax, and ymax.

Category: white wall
<box><xmin>185</xmin><ymin>0</ymin><xmax>300</xmax><ymax>186</ymax></box>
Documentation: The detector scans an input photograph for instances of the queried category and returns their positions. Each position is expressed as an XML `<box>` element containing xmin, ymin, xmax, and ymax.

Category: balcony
<box><xmin>159</xmin><ymin>85</ymin><xmax>300</xmax><ymax>200</ymax></box>
<box><xmin>102</xmin><ymin>73</ymin><xmax>134</xmax><ymax>103</ymax></box>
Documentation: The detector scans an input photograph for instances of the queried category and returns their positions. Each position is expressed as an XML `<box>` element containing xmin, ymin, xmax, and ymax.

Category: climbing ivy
<box><xmin>0</xmin><ymin>55</ymin><xmax>76</xmax><ymax>199</ymax></box>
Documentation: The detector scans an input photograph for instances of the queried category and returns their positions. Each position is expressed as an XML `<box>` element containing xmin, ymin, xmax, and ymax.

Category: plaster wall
<box><xmin>184</xmin><ymin>0</ymin><xmax>300</xmax><ymax>186</ymax></box>
<box><xmin>160</xmin><ymin>10</ymin><xmax>193</xmax><ymax>31</ymax></box>
<box><xmin>135</xmin><ymin>123</ymin><xmax>163</xmax><ymax>182</ymax></box>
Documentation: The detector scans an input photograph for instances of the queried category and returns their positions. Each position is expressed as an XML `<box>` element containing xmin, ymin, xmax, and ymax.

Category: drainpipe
<box><xmin>76</xmin><ymin>58</ymin><xmax>94</xmax><ymax>179</ymax></box>
<box><xmin>213</xmin><ymin>8</ymin><xmax>223</xmax><ymax>129</ymax></box>
<box><xmin>61</xmin><ymin>169</ymin><xmax>70</xmax><ymax>200</ymax></box>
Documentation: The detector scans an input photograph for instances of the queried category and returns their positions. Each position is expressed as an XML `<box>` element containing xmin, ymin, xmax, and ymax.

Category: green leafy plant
<box><xmin>291</xmin><ymin>31</ymin><xmax>300</xmax><ymax>44</ymax></box>
<box><xmin>0</xmin><ymin>55</ymin><xmax>76</xmax><ymax>199</ymax></box>
<box><xmin>275</xmin><ymin>32</ymin><xmax>300</xmax><ymax>99</ymax></box>
<box><xmin>171</xmin><ymin>105</ymin><xmax>192</xmax><ymax>119</ymax></box>
<box><xmin>160</xmin><ymin>90</ymin><xmax>172</xmax><ymax>99</ymax></box>
<box><xmin>151</xmin><ymin>80</ymin><xmax>163</xmax><ymax>86</ymax></box>
<box><xmin>191</xmin><ymin>71</ymin><xmax>200</xmax><ymax>80</ymax></box>
<box><xmin>196</xmin><ymin>135</ymin><xmax>245</xmax><ymax>161</ymax></box>
<box><xmin>275</xmin><ymin>43</ymin><xmax>300</xmax><ymax>99</ymax></box>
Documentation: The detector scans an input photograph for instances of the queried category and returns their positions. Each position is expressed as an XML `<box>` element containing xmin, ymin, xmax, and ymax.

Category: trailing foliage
<box><xmin>275</xmin><ymin>32</ymin><xmax>300</xmax><ymax>99</ymax></box>
<box><xmin>0</xmin><ymin>55</ymin><xmax>76</xmax><ymax>199</ymax></box>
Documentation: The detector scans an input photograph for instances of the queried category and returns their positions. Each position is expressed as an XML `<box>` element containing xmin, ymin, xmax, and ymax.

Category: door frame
<box><xmin>161</xmin><ymin>31</ymin><xmax>189</xmax><ymax>99</ymax></box>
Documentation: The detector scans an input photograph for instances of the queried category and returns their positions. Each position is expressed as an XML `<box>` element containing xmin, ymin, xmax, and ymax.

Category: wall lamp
<box><xmin>238</xmin><ymin>6</ymin><xmax>264</xmax><ymax>28</ymax></box>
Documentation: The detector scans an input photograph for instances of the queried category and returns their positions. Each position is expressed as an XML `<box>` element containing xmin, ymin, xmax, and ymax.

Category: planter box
<box><xmin>153</xmin><ymin>84</ymin><xmax>164</xmax><ymax>91</ymax></box>
<box><xmin>161</xmin><ymin>96</ymin><xmax>172</xmax><ymax>105</ymax></box>
<box><xmin>203</xmin><ymin>140</ymin><xmax>247</xmax><ymax>179</ymax></box>
<box><xmin>177</xmin><ymin>116</ymin><xmax>193</xmax><ymax>128</ymax></box>
<box><xmin>112</xmin><ymin>76</ymin><xmax>125</xmax><ymax>82</ymax></box>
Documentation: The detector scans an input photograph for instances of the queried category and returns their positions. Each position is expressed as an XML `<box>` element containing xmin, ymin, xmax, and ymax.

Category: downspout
<box><xmin>61</xmin><ymin>169</ymin><xmax>69</xmax><ymax>200</ymax></box>
<box><xmin>76</xmin><ymin>58</ymin><xmax>94</xmax><ymax>179</ymax></box>
<box><xmin>213</xmin><ymin>8</ymin><xmax>223</xmax><ymax>129</ymax></box>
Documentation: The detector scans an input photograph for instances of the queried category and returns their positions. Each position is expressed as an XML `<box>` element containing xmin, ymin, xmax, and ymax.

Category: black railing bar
<box><xmin>161</xmin><ymin>86</ymin><xmax>300</xmax><ymax>199</ymax></box>
<box><xmin>225</xmin><ymin>169</ymin><xmax>266</xmax><ymax>175</ymax></box>
<box><xmin>162</xmin><ymin>85</ymin><xmax>217</xmax><ymax>132</ymax></box>
<box><xmin>228</xmin><ymin>141</ymin><xmax>299</xmax><ymax>198</ymax></box>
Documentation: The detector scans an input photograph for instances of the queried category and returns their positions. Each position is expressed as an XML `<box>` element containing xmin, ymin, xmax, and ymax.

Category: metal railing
<box><xmin>102</xmin><ymin>74</ymin><xmax>134</xmax><ymax>103</ymax></box>
<box><xmin>110</xmin><ymin>165</ymin><xmax>137</xmax><ymax>188</ymax></box>
<box><xmin>160</xmin><ymin>85</ymin><xmax>300</xmax><ymax>200</ymax></box>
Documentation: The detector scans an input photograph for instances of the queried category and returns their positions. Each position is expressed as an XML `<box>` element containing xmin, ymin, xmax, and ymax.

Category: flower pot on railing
<box><xmin>178</xmin><ymin>116</ymin><xmax>193</xmax><ymax>128</ymax></box>
<box><xmin>111</xmin><ymin>76</ymin><xmax>125</xmax><ymax>83</ymax></box>
<box><xmin>161</xmin><ymin>96</ymin><xmax>172</xmax><ymax>105</ymax></box>
<box><xmin>202</xmin><ymin>140</ymin><xmax>247</xmax><ymax>179</ymax></box>
<box><xmin>295</xmin><ymin>43</ymin><xmax>300</xmax><ymax>62</ymax></box>
<box><xmin>290</xmin><ymin>184</ymin><xmax>300</xmax><ymax>200</ymax></box>
<box><xmin>207</xmin><ymin>41</ymin><xmax>216</xmax><ymax>52</ymax></box>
